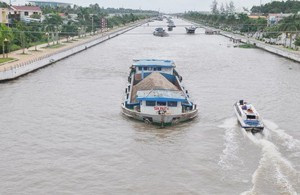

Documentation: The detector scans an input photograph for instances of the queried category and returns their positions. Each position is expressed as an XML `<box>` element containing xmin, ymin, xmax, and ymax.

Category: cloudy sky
<box><xmin>11</xmin><ymin>0</ymin><xmax>265</xmax><ymax>13</ymax></box>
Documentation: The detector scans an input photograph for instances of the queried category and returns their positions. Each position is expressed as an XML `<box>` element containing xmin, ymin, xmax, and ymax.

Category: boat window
<box><xmin>157</xmin><ymin>67</ymin><xmax>162</xmax><ymax>71</ymax></box>
<box><xmin>153</xmin><ymin>68</ymin><xmax>157</xmax><ymax>71</ymax></box>
<box><xmin>168</xmin><ymin>101</ymin><xmax>178</xmax><ymax>107</ymax></box>
<box><xmin>247</xmin><ymin>115</ymin><xmax>256</xmax><ymax>119</ymax></box>
<box><xmin>144</xmin><ymin>67</ymin><xmax>148</xmax><ymax>70</ymax></box>
<box><xmin>157</xmin><ymin>101</ymin><xmax>166</xmax><ymax>106</ymax></box>
<box><xmin>138</xmin><ymin>67</ymin><xmax>142</xmax><ymax>71</ymax></box>
<box><xmin>146</xmin><ymin>101</ymin><xmax>156</xmax><ymax>106</ymax></box>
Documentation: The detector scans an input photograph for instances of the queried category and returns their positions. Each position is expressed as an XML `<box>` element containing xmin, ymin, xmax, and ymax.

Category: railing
<box><xmin>0</xmin><ymin>21</ymin><xmax>145</xmax><ymax>81</ymax></box>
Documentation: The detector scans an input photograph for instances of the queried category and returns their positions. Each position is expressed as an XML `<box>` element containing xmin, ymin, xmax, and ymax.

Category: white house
<box><xmin>9</xmin><ymin>6</ymin><xmax>42</xmax><ymax>22</ymax></box>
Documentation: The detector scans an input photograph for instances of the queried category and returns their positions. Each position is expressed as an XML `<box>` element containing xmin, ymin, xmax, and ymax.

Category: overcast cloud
<box><xmin>11</xmin><ymin>0</ymin><xmax>263</xmax><ymax>13</ymax></box>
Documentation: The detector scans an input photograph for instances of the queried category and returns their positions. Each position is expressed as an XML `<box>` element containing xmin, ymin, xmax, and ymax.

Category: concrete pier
<box><xmin>0</xmin><ymin>21</ymin><xmax>145</xmax><ymax>81</ymax></box>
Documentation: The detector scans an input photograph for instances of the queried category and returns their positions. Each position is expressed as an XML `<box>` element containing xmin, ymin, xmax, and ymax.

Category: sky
<box><xmin>9</xmin><ymin>0</ymin><xmax>265</xmax><ymax>13</ymax></box>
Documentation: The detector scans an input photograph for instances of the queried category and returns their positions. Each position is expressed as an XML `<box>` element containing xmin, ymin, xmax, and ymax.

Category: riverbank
<box><xmin>0</xmin><ymin>20</ymin><xmax>146</xmax><ymax>81</ymax></box>
<box><xmin>184</xmin><ymin>18</ymin><xmax>300</xmax><ymax>63</ymax></box>
<box><xmin>220</xmin><ymin>31</ymin><xmax>300</xmax><ymax>63</ymax></box>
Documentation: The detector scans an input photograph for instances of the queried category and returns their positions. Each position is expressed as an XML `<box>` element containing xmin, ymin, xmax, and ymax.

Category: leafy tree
<box><xmin>278</xmin><ymin>14</ymin><xmax>300</xmax><ymax>47</ymax></box>
<box><xmin>264</xmin><ymin>25</ymin><xmax>280</xmax><ymax>38</ymax></box>
<box><xmin>220</xmin><ymin>3</ymin><xmax>225</xmax><ymax>15</ymax></box>
<box><xmin>251</xmin><ymin>0</ymin><xmax>300</xmax><ymax>14</ymax></box>
<box><xmin>228</xmin><ymin>1</ymin><xmax>235</xmax><ymax>14</ymax></box>
<box><xmin>0</xmin><ymin>1</ymin><xmax>9</xmax><ymax>8</ymax></box>
<box><xmin>43</xmin><ymin>14</ymin><xmax>63</xmax><ymax>32</ymax></box>
<box><xmin>4</xmin><ymin>3</ymin><xmax>154</xmax><ymax>51</ymax></box>
<box><xmin>61</xmin><ymin>21</ymin><xmax>78</xmax><ymax>39</ymax></box>
<box><xmin>30</xmin><ymin>13</ymin><xmax>41</xmax><ymax>19</ymax></box>
<box><xmin>211</xmin><ymin>0</ymin><xmax>219</xmax><ymax>15</ymax></box>
<box><xmin>0</xmin><ymin>24</ymin><xmax>14</xmax><ymax>55</ymax></box>
<box><xmin>295</xmin><ymin>37</ymin><xmax>300</xmax><ymax>46</ymax></box>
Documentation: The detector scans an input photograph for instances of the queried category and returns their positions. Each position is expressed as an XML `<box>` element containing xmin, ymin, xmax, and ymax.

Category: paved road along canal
<box><xmin>0</xmin><ymin>18</ymin><xmax>299</xmax><ymax>194</ymax></box>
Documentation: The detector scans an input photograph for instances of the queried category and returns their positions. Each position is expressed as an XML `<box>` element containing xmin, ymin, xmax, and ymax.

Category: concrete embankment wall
<box><xmin>183</xmin><ymin>18</ymin><xmax>300</xmax><ymax>63</ymax></box>
<box><xmin>220</xmin><ymin>32</ymin><xmax>300</xmax><ymax>63</ymax></box>
<box><xmin>0</xmin><ymin>22</ymin><xmax>143</xmax><ymax>81</ymax></box>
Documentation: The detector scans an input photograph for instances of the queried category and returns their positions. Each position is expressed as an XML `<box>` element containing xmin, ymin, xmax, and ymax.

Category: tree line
<box><xmin>251</xmin><ymin>0</ymin><xmax>300</xmax><ymax>14</ymax></box>
<box><xmin>183</xmin><ymin>0</ymin><xmax>300</xmax><ymax>47</ymax></box>
<box><xmin>0</xmin><ymin>2</ymin><xmax>157</xmax><ymax>54</ymax></box>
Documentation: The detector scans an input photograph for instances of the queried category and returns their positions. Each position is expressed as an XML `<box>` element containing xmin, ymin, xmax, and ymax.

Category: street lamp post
<box><xmin>91</xmin><ymin>16</ymin><xmax>94</xmax><ymax>35</ymax></box>
<box><xmin>78</xmin><ymin>27</ymin><xmax>81</xmax><ymax>38</ymax></box>
<box><xmin>5</xmin><ymin>38</ymin><xmax>9</xmax><ymax>58</ymax></box>
<box><xmin>56</xmin><ymin>30</ymin><xmax>60</xmax><ymax>44</ymax></box>
<box><xmin>2</xmin><ymin>38</ymin><xmax>8</xmax><ymax>58</ymax></box>
<box><xmin>20</xmin><ymin>32</ymin><xmax>26</xmax><ymax>54</ymax></box>
<box><xmin>290</xmin><ymin>26</ymin><xmax>297</xmax><ymax>49</ymax></box>
<box><xmin>45</xmin><ymin>32</ymin><xmax>50</xmax><ymax>47</ymax></box>
<box><xmin>2</xmin><ymin>40</ymin><xmax>5</xmax><ymax>58</ymax></box>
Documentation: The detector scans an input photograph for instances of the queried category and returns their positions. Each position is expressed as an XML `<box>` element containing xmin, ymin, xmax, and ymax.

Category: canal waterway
<box><xmin>0</xmin><ymin>18</ymin><xmax>299</xmax><ymax>194</ymax></box>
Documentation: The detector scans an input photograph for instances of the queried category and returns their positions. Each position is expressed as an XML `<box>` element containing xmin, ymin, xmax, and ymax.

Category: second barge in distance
<box><xmin>121</xmin><ymin>59</ymin><xmax>198</xmax><ymax>126</ymax></box>
<box><xmin>185</xmin><ymin>26</ymin><xmax>197</xmax><ymax>34</ymax></box>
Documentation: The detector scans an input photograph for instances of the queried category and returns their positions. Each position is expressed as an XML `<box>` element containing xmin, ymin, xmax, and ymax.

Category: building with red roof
<box><xmin>9</xmin><ymin>5</ymin><xmax>42</xmax><ymax>22</ymax></box>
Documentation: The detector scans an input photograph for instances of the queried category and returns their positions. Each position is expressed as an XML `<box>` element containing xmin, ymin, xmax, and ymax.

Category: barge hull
<box><xmin>122</xmin><ymin>105</ymin><xmax>198</xmax><ymax>126</ymax></box>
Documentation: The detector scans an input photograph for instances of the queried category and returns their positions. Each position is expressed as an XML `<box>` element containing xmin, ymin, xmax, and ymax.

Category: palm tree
<box><xmin>0</xmin><ymin>24</ymin><xmax>14</xmax><ymax>57</ymax></box>
<box><xmin>278</xmin><ymin>14</ymin><xmax>298</xmax><ymax>48</ymax></box>
<box><xmin>43</xmin><ymin>14</ymin><xmax>63</xmax><ymax>45</ymax></box>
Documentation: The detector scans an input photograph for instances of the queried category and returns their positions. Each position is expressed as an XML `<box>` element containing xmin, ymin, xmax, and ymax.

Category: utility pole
<box><xmin>260</xmin><ymin>0</ymin><xmax>262</xmax><ymax>16</ymax></box>
<box><xmin>52</xmin><ymin>31</ymin><xmax>55</xmax><ymax>45</ymax></box>
<box><xmin>91</xmin><ymin>16</ymin><xmax>94</xmax><ymax>35</ymax></box>
<box><xmin>2</xmin><ymin>40</ymin><xmax>5</xmax><ymax>58</ymax></box>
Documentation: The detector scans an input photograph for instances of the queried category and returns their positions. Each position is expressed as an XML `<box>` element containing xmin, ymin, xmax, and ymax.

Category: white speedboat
<box><xmin>234</xmin><ymin>100</ymin><xmax>264</xmax><ymax>133</ymax></box>
<box><xmin>122</xmin><ymin>59</ymin><xmax>198</xmax><ymax>127</ymax></box>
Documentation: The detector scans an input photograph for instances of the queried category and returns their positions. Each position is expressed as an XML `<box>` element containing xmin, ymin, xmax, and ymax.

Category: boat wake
<box><xmin>218</xmin><ymin>118</ymin><xmax>243</xmax><ymax>170</ymax></box>
<box><xmin>264</xmin><ymin>119</ymin><xmax>300</xmax><ymax>151</ymax></box>
<box><xmin>240</xmin><ymin>121</ymin><xmax>300</xmax><ymax>195</ymax></box>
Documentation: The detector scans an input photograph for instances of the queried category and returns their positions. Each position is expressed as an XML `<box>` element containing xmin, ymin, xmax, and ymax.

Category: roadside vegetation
<box><xmin>0</xmin><ymin>2</ymin><xmax>157</xmax><ymax>56</ymax></box>
<box><xmin>0</xmin><ymin>58</ymin><xmax>14</xmax><ymax>63</ymax></box>
<box><xmin>183</xmin><ymin>0</ymin><xmax>300</xmax><ymax>49</ymax></box>
<box><xmin>238</xmin><ymin>43</ymin><xmax>256</xmax><ymax>48</ymax></box>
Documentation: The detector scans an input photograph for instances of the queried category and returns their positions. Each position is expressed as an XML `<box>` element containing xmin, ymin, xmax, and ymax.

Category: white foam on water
<box><xmin>264</xmin><ymin>119</ymin><xmax>300</xmax><ymax>151</ymax></box>
<box><xmin>218</xmin><ymin>118</ymin><xmax>243</xmax><ymax>170</ymax></box>
<box><xmin>274</xmin><ymin>166</ymin><xmax>297</xmax><ymax>195</ymax></box>
<box><xmin>240</xmin><ymin>133</ymin><xmax>298</xmax><ymax>195</ymax></box>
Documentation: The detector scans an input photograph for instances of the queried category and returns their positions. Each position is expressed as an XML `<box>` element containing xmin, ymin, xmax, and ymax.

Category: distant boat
<box><xmin>185</xmin><ymin>26</ymin><xmax>197</xmax><ymax>34</ymax></box>
<box><xmin>153</xmin><ymin>27</ymin><xmax>168</xmax><ymax>37</ymax></box>
<box><xmin>234</xmin><ymin>100</ymin><xmax>264</xmax><ymax>133</ymax></box>
<box><xmin>122</xmin><ymin>59</ymin><xmax>198</xmax><ymax>127</ymax></box>
<box><xmin>167</xmin><ymin>21</ymin><xmax>176</xmax><ymax>31</ymax></box>
<box><xmin>167</xmin><ymin>20</ymin><xmax>176</xmax><ymax>27</ymax></box>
